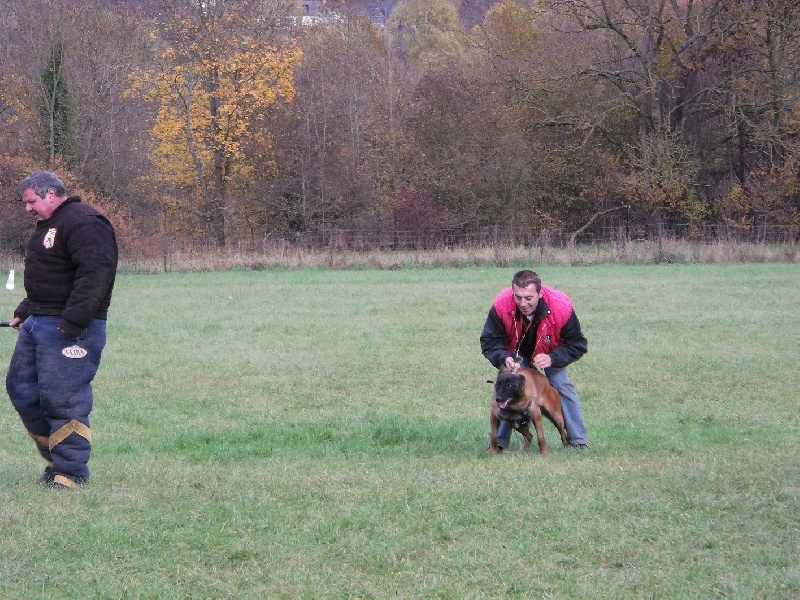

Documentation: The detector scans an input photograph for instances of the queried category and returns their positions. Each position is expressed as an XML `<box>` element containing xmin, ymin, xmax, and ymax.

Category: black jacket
<box><xmin>14</xmin><ymin>197</ymin><xmax>118</xmax><ymax>335</ymax></box>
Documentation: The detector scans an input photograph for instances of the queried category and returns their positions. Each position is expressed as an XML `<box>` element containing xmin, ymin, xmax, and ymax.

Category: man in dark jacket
<box><xmin>6</xmin><ymin>170</ymin><xmax>118</xmax><ymax>488</ymax></box>
<box><xmin>480</xmin><ymin>270</ymin><xmax>589</xmax><ymax>450</ymax></box>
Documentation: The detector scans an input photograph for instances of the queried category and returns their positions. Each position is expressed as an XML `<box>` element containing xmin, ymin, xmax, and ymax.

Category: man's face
<box><xmin>512</xmin><ymin>283</ymin><xmax>541</xmax><ymax>316</ymax></box>
<box><xmin>21</xmin><ymin>188</ymin><xmax>59</xmax><ymax>221</ymax></box>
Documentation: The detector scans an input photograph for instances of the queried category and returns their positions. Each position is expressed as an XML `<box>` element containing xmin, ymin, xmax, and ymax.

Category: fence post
<box><xmin>162</xmin><ymin>232</ymin><xmax>169</xmax><ymax>273</ymax></box>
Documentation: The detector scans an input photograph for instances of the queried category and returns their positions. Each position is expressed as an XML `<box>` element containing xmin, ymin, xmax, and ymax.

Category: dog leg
<box><xmin>557</xmin><ymin>421</ymin><xmax>568</xmax><ymax>448</ymax></box>
<box><xmin>518</xmin><ymin>423</ymin><xmax>532</xmax><ymax>452</ymax></box>
<box><xmin>541</xmin><ymin>390</ymin><xmax>569</xmax><ymax>448</ymax></box>
<box><xmin>531</xmin><ymin>406</ymin><xmax>548</xmax><ymax>454</ymax></box>
<box><xmin>542</xmin><ymin>410</ymin><xmax>569</xmax><ymax>448</ymax></box>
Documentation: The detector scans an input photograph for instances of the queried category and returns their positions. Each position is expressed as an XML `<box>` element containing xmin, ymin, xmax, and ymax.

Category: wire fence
<box><xmin>165</xmin><ymin>222</ymin><xmax>797</xmax><ymax>252</ymax></box>
<box><xmin>306</xmin><ymin>222</ymin><xmax>799</xmax><ymax>249</ymax></box>
<box><xmin>1</xmin><ymin>223</ymin><xmax>797</xmax><ymax>264</ymax></box>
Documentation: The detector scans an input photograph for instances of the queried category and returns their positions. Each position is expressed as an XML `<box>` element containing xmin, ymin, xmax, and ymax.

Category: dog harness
<box><xmin>497</xmin><ymin>402</ymin><xmax>534</xmax><ymax>429</ymax></box>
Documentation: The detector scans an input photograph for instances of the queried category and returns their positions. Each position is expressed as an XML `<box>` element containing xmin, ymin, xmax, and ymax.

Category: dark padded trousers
<box><xmin>6</xmin><ymin>316</ymin><xmax>106</xmax><ymax>485</ymax></box>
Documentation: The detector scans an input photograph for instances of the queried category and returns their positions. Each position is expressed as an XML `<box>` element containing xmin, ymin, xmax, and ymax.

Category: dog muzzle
<box><xmin>495</xmin><ymin>397</ymin><xmax>514</xmax><ymax>410</ymax></box>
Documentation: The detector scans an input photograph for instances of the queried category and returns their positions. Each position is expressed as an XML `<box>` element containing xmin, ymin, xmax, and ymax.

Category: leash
<box><xmin>511</xmin><ymin>312</ymin><xmax>551</xmax><ymax>376</ymax></box>
<box><xmin>512</xmin><ymin>315</ymin><xmax>534</xmax><ymax>363</ymax></box>
<box><xmin>512</xmin><ymin>313</ymin><xmax>546</xmax><ymax>372</ymax></box>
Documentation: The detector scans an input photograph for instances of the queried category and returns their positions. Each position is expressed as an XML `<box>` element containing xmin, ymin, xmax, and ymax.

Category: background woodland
<box><xmin>1</xmin><ymin>0</ymin><xmax>798</xmax><ymax>254</ymax></box>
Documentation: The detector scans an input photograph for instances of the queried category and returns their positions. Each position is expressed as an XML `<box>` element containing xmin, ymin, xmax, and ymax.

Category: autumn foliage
<box><xmin>0</xmin><ymin>0</ymin><xmax>797</xmax><ymax>250</ymax></box>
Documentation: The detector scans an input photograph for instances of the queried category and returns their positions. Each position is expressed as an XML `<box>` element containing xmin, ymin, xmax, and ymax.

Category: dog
<box><xmin>489</xmin><ymin>366</ymin><xmax>568</xmax><ymax>455</ymax></box>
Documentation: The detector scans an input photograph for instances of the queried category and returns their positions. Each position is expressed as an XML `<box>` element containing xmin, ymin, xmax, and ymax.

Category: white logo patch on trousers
<box><xmin>62</xmin><ymin>345</ymin><xmax>88</xmax><ymax>359</ymax></box>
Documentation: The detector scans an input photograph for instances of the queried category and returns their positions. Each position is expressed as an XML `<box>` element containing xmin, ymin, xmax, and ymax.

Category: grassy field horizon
<box><xmin>0</xmin><ymin>264</ymin><xmax>798</xmax><ymax>598</ymax></box>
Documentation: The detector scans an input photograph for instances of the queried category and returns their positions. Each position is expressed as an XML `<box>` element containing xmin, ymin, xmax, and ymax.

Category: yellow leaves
<box><xmin>389</xmin><ymin>0</ymin><xmax>466</xmax><ymax>67</ymax></box>
<box><xmin>149</xmin><ymin>112</ymin><xmax>197</xmax><ymax>187</ymax></box>
<box><xmin>715</xmin><ymin>183</ymin><xmax>755</xmax><ymax>227</ymax></box>
<box><xmin>129</xmin><ymin>31</ymin><xmax>300</xmax><ymax>194</ymax></box>
<box><xmin>483</xmin><ymin>0</ymin><xmax>542</xmax><ymax>59</ymax></box>
<box><xmin>120</xmin><ymin>0</ymin><xmax>306</xmax><ymax>244</ymax></box>
<box><xmin>0</xmin><ymin>75</ymin><xmax>29</xmax><ymax>123</ymax></box>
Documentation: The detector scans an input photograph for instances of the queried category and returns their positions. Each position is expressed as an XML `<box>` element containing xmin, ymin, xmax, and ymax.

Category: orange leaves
<box><xmin>136</xmin><ymin>39</ymin><xmax>301</xmax><ymax>179</ymax></box>
<box><xmin>122</xmin><ymin>0</ymin><xmax>304</xmax><ymax>245</ymax></box>
<box><xmin>129</xmin><ymin>16</ymin><xmax>299</xmax><ymax>230</ymax></box>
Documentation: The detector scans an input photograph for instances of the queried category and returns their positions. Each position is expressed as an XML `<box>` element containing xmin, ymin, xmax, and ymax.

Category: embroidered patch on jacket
<box><xmin>543</xmin><ymin>335</ymin><xmax>551</xmax><ymax>343</ymax></box>
<box><xmin>62</xmin><ymin>345</ymin><xmax>88</xmax><ymax>359</ymax></box>
<box><xmin>43</xmin><ymin>228</ymin><xmax>57</xmax><ymax>249</ymax></box>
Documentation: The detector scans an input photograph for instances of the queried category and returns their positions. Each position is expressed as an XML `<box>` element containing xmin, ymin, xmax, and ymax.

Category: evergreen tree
<box><xmin>41</xmin><ymin>41</ymin><xmax>71</xmax><ymax>166</ymax></box>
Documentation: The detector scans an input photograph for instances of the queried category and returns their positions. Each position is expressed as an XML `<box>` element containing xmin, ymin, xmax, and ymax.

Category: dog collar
<box><xmin>498</xmin><ymin>401</ymin><xmax>533</xmax><ymax>423</ymax></box>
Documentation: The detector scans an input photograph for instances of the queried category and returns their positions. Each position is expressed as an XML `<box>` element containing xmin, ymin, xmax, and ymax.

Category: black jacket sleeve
<box><xmin>548</xmin><ymin>310</ymin><xmax>588</xmax><ymax>368</ymax></box>
<box><xmin>480</xmin><ymin>307</ymin><xmax>513</xmax><ymax>369</ymax></box>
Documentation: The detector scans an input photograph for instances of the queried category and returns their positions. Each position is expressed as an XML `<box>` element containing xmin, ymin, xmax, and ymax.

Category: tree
<box><xmin>131</xmin><ymin>0</ymin><xmax>301</xmax><ymax>246</ymax></box>
<box><xmin>547</xmin><ymin>0</ymin><xmax>800</xmax><ymax>234</ymax></box>
<box><xmin>58</xmin><ymin>1</ymin><xmax>156</xmax><ymax>220</ymax></box>
<box><xmin>267</xmin><ymin>11</ymin><xmax>415</xmax><ymax>243</ymax></box>
<box><xmin>390</xmin><ymin>0</ymin><xmax>467</xmax><ymax>67</ymax></box>
<box><xmin>40</xmin><ymin>42</ymin><xmax>71</xmax><ymax>167</ymax></box>
<box><xmin>0</xmin><ymin>0</ymin><xmax>158</xmax><ymax>224</ymax></box>
<box><xmin>463</xmin><ymin>0</ymin><xmax>619</xmax><ymax>234</ymax></box>
<box><xmin>702</xmin><ymin>1</ymin><xmax>800</xmax><ymax>236</ymax></box>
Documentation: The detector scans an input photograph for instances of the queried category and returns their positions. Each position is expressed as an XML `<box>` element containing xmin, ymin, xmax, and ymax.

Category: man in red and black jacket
<box><xmin>480</xmin><ymin>270</ymin><xmax>589</xmax><ymax>450</ymax></box>
<box><xmin>5</xmin><ymin>170</ymin><xmax>118</xmax><ymax>489</ymax></box>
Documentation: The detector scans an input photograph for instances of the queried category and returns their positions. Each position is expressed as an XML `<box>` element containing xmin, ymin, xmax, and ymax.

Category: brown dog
<box><xmin>489</xmin><ymin>367</ymin><xmax>568</xmax><ymax>455</ymax></box>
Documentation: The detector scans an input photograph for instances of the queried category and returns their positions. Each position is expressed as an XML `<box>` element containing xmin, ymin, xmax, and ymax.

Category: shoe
<box><xmin>46</xmin><ymin>475</ymin><xmax>86</xmax><ymax>489</ymax></box>
<box><xmin>36</xmin><ymin>470</ymin><xmax>55</xmax><ymax>485</ymax></box>
<box><xmin>571</xmin><ymin>443</ymin><xmax>589</xmax><ymax>450</ymax></box>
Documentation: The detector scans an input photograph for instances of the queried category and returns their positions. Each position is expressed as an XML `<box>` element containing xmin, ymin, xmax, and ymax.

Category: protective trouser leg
<box><xmin>6</xmin><ymin>321</ymin><xmax>52</xmax><ymax>467</ymax></box>
<box><xmin>494</xmin><ymin>420</ymin><xmax>512</xmax><ymax>449</ymax></box>
<box><xmin>544</xmin><ymin>366</ymin><xmax>588</xmax><ymax>446</ymax></box>
<box><xmin>6</xmin><ymin>317</ymin><xmax>106</xmax><ymax>484</ymax></box>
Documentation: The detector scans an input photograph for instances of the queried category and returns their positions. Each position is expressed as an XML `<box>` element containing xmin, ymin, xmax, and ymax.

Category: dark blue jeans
<box><xmin>6</xmin><ymin>316</ymin><xmax>106</xmax><ymax>483</ymax></box>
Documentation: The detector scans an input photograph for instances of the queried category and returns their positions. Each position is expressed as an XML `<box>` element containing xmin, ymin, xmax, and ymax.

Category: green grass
<box><xmin>0</xmin><ymin>264</ymin><xmax>798</xmax><ymax>598</ymax></box>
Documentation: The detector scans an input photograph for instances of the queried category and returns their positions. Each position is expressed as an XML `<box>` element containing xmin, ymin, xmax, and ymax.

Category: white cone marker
<box><xmin>5</xmin><ymin>269</ymin><xmax>14</xmax><ymax>291</ymax></box>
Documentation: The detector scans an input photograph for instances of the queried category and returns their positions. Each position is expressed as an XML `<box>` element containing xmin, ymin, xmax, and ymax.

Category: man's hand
<box><xmin>504</xmin><ymin>356</ymin><xmax>521</xmax><ymax>372</ymax></box>
<box><xmin>533</xmin><ymin>353</ymin><xmax>552</xmax><ymax>369</ymax></box>
<box><xmin>10</xmin><ymin>316</ymin><xmax>22</xmax><ymax>330</ymax></box>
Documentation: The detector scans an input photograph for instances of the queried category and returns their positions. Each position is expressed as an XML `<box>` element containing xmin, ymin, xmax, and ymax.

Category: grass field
<box><xmin>0</xmin><ymin>264</ymin><xmax>798</xmax><ymax>599</ymax></box>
